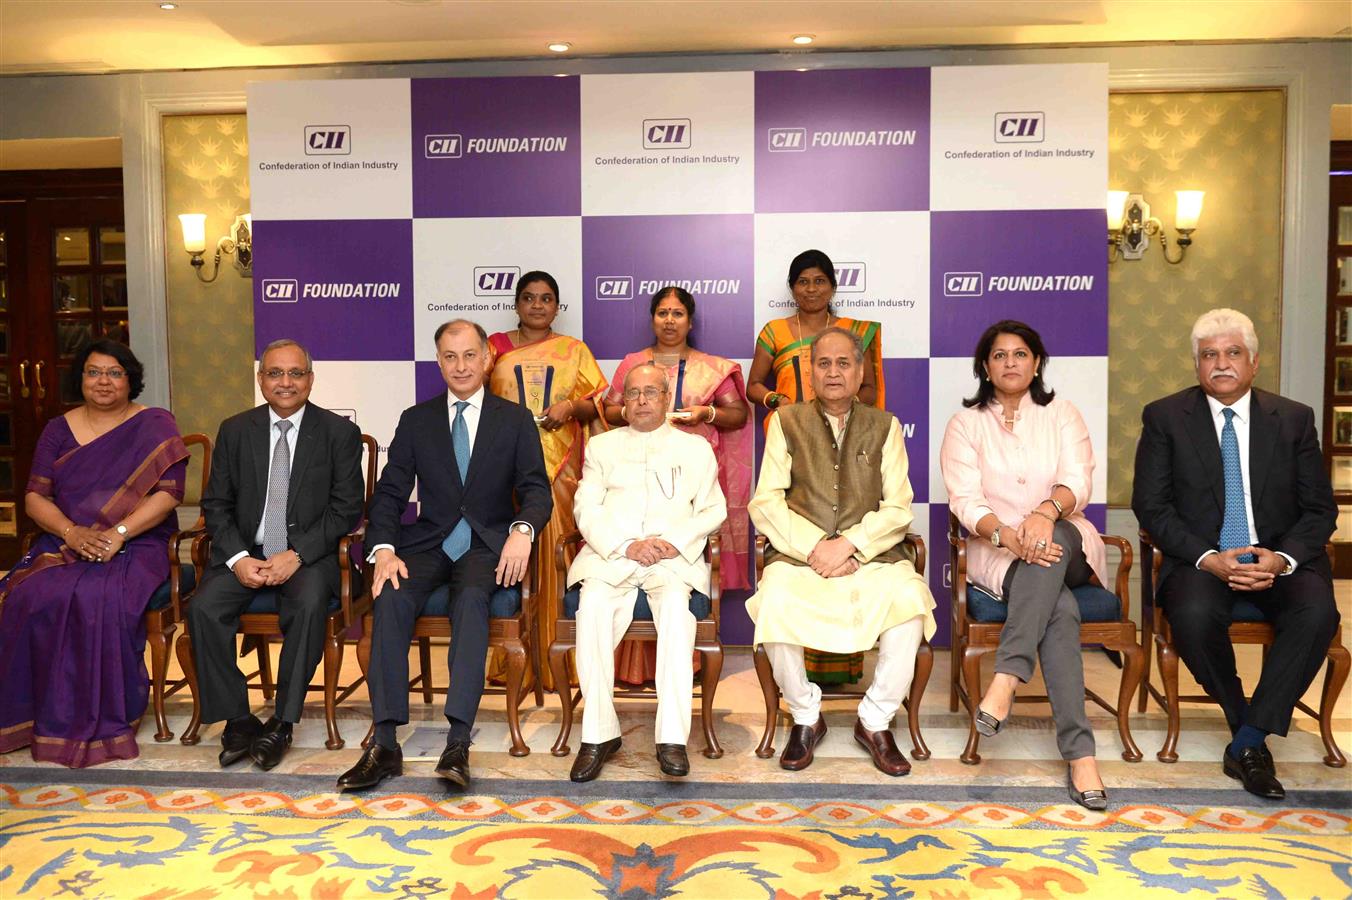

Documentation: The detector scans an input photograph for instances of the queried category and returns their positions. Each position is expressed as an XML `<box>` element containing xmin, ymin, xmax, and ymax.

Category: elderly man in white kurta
<box><xmin>566</xmin><ymin>363</ymin><xmax>726</xmax><ymax>782</ymax></box>
<box><xmin>748</xmin><ymin>328</ymin><xmax>936</xmax><ymax>775</ymax></box>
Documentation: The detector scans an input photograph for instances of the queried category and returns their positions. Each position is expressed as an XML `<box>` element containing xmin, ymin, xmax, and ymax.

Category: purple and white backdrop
<box><xmin>248</xmin><ymin>63</ymin><xmax>1108</xmax><ymax>646</ymax></box>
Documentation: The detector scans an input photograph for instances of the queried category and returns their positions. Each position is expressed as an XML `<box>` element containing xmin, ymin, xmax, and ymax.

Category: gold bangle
<box><xmin>1032</xmin><ymin>509</ymin><xmax>1057</xmax><ymax>524</ymax></box>
<box><xmin>706</xmin><ymin>405</ymin><xmax>716</xmax><ymax>424</ymax></box>
<box><xmin>1048</xmin><ymin>497</ymin><xmax>1064</xmax><ymax>517</ymax></box>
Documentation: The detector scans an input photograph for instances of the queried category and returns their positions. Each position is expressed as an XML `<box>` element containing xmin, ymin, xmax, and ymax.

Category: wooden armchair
<box><xmin>1138</xmin><ymin>532</ymin><xmax>1347</xmax><ymax>767</ymax></box>
<box><xmin>355</xmin><ymin>546</ymin><xmax>545</xmax><ymax>757</ymax></box>
<box><xmin>178</xmin><ymin>433</ymin><xmax>379</xmax><ymax>751</ymax></box>
<box><xmin>751</xmin><ymin>533</ymin><xmax>934</xmax><ymax>761</ymax></box>
<box><xmin>548</xmin><ymin>531</ymin><xmax>724</xmax><ymax>759</ymax></box>
<box><xmin>949</xmin><ymin>512</ymin><xmax>1145</xmax><ymax>765</ymax></box>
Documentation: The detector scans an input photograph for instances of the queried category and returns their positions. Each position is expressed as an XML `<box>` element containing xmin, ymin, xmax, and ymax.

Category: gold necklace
<box><xmin>85</xmin><ymin>404</ymin><xmax>131</xmax><ymax>438</ymax></box>
<box><xmin>795</xmin><ymin>310</ymin><xmax>835</xmax><ymax>342</ymax></box>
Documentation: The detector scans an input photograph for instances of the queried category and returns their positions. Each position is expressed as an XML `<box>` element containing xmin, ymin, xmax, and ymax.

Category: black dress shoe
<box><xmin>336</xmin><ymin>742</ymin><xmax>403</xmax><ymax>791</ymax></box>
<box><xmin>570</xmin><ymin>737</ymin><xmax>622</xmax><ymax>783</ymax></box>
<box><xmin>249</xmin><ymin>718</ymin><xmax>292</xmax><ymax>771</ymax></box>
<box><xmin>218</xmin><ymin>714</ymin><xmax>263</xmax><ymax>768</ymax></box>
<box><xmin>1224</xmin><ymin>746</ymin><xmax>1285</xmax><ymax>800</ymax></box>
<box><xmin>1066</xmin><ymin>770</ymin><xmax>1109</xmax><ymax>811</ymax></box>
<box><xmin>1257</xmin><ymin>743</ymin><xmax>1276</xmax><ymax>774</ymax></box>
<box><xmin>656</xmin><ymin>743</ymin><xmax>689</xmax><ymax>777</ymax></box>
<box><xmin>780</xmin><ymin>715</ymin><xmax>827</xmax><ymax>771</ymax></box>
<box><xmin>435</xmin><ymin>740</ymin><xmax>472</xmax><ymax>788</ymax></box>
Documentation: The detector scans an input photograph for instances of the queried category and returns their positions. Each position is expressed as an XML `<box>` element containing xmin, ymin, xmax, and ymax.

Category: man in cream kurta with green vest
<box><xmin>747</xmin><ymin>328</ymin><xmax>936</xmax><ymax>775</ymax></box>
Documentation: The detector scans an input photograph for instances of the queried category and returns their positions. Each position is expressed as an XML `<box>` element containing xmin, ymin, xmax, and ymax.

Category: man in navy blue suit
<box><xmin>337</xmin><ymin>319</ymin><xmax>551</xmax><ymax>791</ymax></box>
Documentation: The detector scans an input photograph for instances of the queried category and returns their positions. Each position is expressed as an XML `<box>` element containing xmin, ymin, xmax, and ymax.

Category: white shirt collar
<box><xmin>1206</xmin><ymin>390</ymin><xmax>1251</xmax><ymax>425</ymax></box>
<box><xmin>448</xmin><ymin>385</ymin><xmax>485</xmax><ymax>411</ymax></box>
<box><xmin>269</xmin><ymin>403</ymin><xmax>307</xmax><ymax>430</ymax></box>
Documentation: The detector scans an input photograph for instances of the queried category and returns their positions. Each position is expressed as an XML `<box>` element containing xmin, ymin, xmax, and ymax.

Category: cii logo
<box><xmin>594</xmin><ymin>276</ymin><xmax>633</xmax><ymax>301</ymax></box>
<box><xmin>425</xmin><ymin>134</ymin><xmax>463</xmax><ymax>158</ymax></box>
<box><xmin>473</xmin><ymin>267</ymin><xmax>519</xmax><ymax>297</ymax></box>
<box><xmin>304</xmin><ymin>125</ymin><xmax>351</xmax><ymax>155</ymax></box>
<box><xmin>834</xmin><ymin>262</ymin><xmax>866</xmax><ymax>293</ymax></box>
<box><xmin>767</xmin><ymin>128</ymin><xmax>806</xmax><ymax>152</ymax></box>
<box><xmin>643</xmin><ymin>119</ymin><xmax>691</xmax><ymax>149</ymax></box>
<box><xmin>993</xmin><ymin>112</ymin><xmax>1044</xmax><ymax>143</ymax></box>
<box><xmin>261</xmin><ymin>279</ymin><xmax>299</xmax><ymax>303</ymax></box>
<box><xmin>943</xmin><ymin>272</ymin><xmax>983</xmax><ymax>297</ymax></box>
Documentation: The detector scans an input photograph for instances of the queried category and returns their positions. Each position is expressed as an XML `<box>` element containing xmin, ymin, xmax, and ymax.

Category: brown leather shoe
<box><xmin>779</xmin><ymin>715</ymin><xmax>827</xmax><ymax>771</ymax></box>
<box><xmin>853</xmin><ymin>719</ymin><xmax>911</xmax><ymax>776</ymax></box>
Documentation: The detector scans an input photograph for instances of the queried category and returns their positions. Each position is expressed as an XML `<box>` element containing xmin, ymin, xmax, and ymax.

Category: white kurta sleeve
<box><xmin>572</xmin><ymin>438</ymin><xmax>631</xmax><ymax>561</ymax></box>
<box><xmin>1052</xmin><ymin>399</ymin><xmax>1094</xmax><ymax>514</ymax></box>
<box><xmin>748</xmin><ymin>413</ymin><xmax>827</xmax><ymax>561</ymax></box>
<box><xmin>940</xmin><ymin>412</ymin><xmax>997</xmax><ymax>533</ymax></box>
<box><xmin>839</xmin><ymin>417</ymin><xmax>915</xmax><ymax>563</ymax></box>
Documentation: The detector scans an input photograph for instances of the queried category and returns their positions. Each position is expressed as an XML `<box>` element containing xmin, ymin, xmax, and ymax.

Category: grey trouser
<box><xmin>997</xmin><ymin>520</ymin><xmax>1096</xmax><ymax>760</ymax></box>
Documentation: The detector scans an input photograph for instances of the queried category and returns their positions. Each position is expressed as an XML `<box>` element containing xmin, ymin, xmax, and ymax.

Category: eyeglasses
<box><xmin>84</xmin><ymin>367</ymin><xmax>127</xmax><ymax>380</ymax></box>
<box><xmin>261</xmin><ymin>368</ymin><xmax>312</xmax><ymax>380</ymax></box>
<box><xmin>623</xmin><ymin>387</ymin><xmax>666</xmax><ymax>401</ymax></box>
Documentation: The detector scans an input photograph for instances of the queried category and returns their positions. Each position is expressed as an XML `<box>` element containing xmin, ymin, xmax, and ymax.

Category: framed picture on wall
<box><xmin>1337</xmin><ymin>506</ymin><xmax>1352</xmax><ymax>543</ymax></box>
<box><xmin>1338</xmin><ymin>358</ymin><xmax>1352</xmax><ymax>395</ymax></box>
<box><xmin>1338</xmin><ymin>307</ymin><xmax>1352</xmax><ymax>345</ymax></box>
<box><xmin>1333</xmin><ymin>457</ymin><xmax>1352</xmax><ymax>494</ymax></box>
<box><xmin>1336</xmin><ymin>408</ymin><xmax>1352</xmax><ymax>448</ymax></box>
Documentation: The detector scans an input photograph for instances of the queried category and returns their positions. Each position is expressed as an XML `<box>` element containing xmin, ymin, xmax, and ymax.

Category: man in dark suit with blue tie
<box><xmin>1133</xmin><ymin>308</ymin><xmax>1338</xmax><ymax>801</ymax></box>
<box><xmin>337</xmin><ymin>319</ymin><xmax>551</xmax><ymax>791</ymax></box>
<box><xmin>190</xmin><ymin>339</ymin><xmax>365</xmax><ymax>771</ymax></box>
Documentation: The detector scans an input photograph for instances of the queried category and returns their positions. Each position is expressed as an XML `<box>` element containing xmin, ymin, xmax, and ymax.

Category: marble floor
<box><xmin>3</xmin><ymin>583</ymin><xmax>1349</xmax><ymax>797</ymax></box>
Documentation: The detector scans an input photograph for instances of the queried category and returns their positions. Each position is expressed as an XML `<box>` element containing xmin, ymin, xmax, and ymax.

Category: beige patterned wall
<box><xmin>161</xmin><ymin>113</ymin><xmax>254</xmax><ymax>499</ymax></box>
<box><xmin>1106</xmin><ymin>89</ymin><xmax>1284</xmax><ymax>506</ymax></box>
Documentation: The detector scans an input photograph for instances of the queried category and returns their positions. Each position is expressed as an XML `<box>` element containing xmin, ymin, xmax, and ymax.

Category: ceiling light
<box><xmin>548</xmin><ymin>42</ymin><xmax>571</xmax><ymax>53</ymax></box>
<box><xmin>159</xmin><ymin>2</ymin><xmax>177</xmax><ymax>8</ymax></box>
<box><xmin>791</xmin><ymin>34</ymin><xmax>814</xmax><ymax>45</ymax></box>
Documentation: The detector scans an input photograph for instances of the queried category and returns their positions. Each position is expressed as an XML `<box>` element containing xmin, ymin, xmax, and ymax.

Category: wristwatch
<box><xmin>990</xmin><ymin>527</ymin><xmax>1002</xmax><ymax>548</ymax></box>
<box><xmin>512</xmin><ymin>523</ymin><xmax>532</xmax><ymax>536</ymax></box>
<box><xmin>115</xmin><ymin>524</ymin><xmax>129</xmax><ymax>537</ymax></box>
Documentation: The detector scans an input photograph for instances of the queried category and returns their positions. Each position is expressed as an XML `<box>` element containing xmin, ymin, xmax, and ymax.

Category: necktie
<box><xmin>1218</xmin><ymin>408</ymin><xmax>1255</xmax><ymax>563</ymax></box>
<box><xmin>262</xmin><ymin>419</ymin><xmax>293</xmax><ymax>557</ymax></box>
<box><xmin>441</xmin><ymin>400</ymin><xmax>471</xmax><ymax>562</ymax></box>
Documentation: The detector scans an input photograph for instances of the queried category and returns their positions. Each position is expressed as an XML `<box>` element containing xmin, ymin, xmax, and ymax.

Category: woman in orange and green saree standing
<box><xmin>488</xmin><ymin>271</ymin><xmax>607</xmax><ymax>689</ymax></box>
<box><xmin>746</xmin><ymin>248</ymin><xmax>887</xmax><ymax>686</ymax></box>
<box><xmin>0</xmin><ymin>340</ymin><xmax>188</xmax><ymax>766</ymax></box>
<box><xmin>602</xmin><ymin>285</ymin><xmax>752</xmax><ymax>685</ymax></box>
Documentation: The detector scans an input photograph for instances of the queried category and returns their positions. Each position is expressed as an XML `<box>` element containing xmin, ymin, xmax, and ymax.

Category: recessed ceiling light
<box><xmin>159</xmin><ymin>2</ymin><xmax>177</xmax><ymax>8</ymax></box>
<box><xmin>791</xmin><ymin>34</ymin><xmax>814</xmax><ymax>45</ymax></box>
<box><xmin>548</xmin><ymin>42</ymin><xmax>571</xmax><ymax>53</ymax></box>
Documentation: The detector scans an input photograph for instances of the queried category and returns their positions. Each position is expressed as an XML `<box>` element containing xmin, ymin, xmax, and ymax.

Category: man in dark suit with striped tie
<box><xmin>337</xmin><ymin>319</ymin><xmax>551</xmax><ymax>792</ymax></box>
<box><xmin>1133</xmin><ymin>308</ymin><xmax>1338</xmax><ymax>801</ymax></box>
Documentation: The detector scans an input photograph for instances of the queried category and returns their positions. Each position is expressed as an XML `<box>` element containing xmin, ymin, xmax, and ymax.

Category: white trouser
<box><xmin>575</xmin><ymin>566</ymin><xmax>697</xmax><ymax>745</ymax></box>
<box><xmin>763</xmin><ymin>615</ymin><xmax>925</xmax><ymax>732</ymax></box>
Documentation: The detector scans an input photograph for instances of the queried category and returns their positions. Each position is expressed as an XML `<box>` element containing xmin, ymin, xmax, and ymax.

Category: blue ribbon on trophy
<box><xmin>515</xmin><ymin>363</ymin><xmax>555</xmax><ymax>424</ymax></box>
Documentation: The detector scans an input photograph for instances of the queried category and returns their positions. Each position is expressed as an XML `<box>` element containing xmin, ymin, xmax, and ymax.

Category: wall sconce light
<box><xmin>1106</xmin><ymin>190</ymin><xmax>1203</xmax><ymax>264</ymax></box>
<box><xmin>178</xmin><ymin>213</ymin><xmax>252</xmax><ymax>282</ymax></box>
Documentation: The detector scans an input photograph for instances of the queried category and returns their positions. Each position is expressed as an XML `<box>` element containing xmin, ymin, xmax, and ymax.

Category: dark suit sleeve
<box><xmin>202</xmin><ymin>418</ymin><xmax>249</xmax><ymax>562</ymax></box>
<box><xmin>1274</xmin><ymin>403</ymin><xmax>1338</xmax><ymax>565</ymax></box>
<box><xmin>510</xmin><ymin>406</ymin><xmax>552</xmax><ymax>534</ymax></box>
<box><xmin>1132</xmin><ymin>400</ymin><xmax>1212</xmax><ymax>566</ymax></box>
<box><xmin>367</xmin><ymin>407</ymin><xmax>416</xmax><ymax>549</ymax></box>
<box><xmin>290</xmin><ymin>417</ymin><xmax>366</xmax><ymax>565</ymax></box>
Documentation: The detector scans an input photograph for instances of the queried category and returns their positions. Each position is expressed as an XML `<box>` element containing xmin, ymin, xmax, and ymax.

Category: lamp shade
<box><xmin>1175</xmin><ymin>191</ymin><xmax>1204</xmax><ymax>230</ymax></box>
<box><xmin>1106</xmin><ymin>191</ymin><xmax>1129</xmax><ymax>231</ymax></box>
<box><xmin>178</xmin><ymin>213</ymin><xmax>207</xmax><ymax>253</ymax></box>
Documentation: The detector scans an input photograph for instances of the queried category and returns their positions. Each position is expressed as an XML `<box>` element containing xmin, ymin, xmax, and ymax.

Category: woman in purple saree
<box><xmin>0</xmin><ymin>340</ymin><xmax>187</xmax><ymax>767</ymax></box>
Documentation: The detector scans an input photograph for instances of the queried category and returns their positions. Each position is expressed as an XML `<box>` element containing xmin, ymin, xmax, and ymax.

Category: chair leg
<box><xmin>1156</xmin><ymin>635</ymin><xmax>1181</xmax><ymax>763</ymax></box>
<box><xmin>1115</xmin><ymin>638</ymin><xmax>1145</xmax><ymax>762</ymax></box>
<box><xmin>1137</xmin><ymin>609</ymin><xmax>1153</xmax><ymax>713</ymax></box>
<box><xmin>960</xmin><ymin>645</ymin><xmax>986</xmax><ymax>765</ymax></box>
<box><xmin>949</xmin><ymin>635</ymin><xmax>960</xmax><ymax>713</ymax></box>
<box><xmin>698</xmin><ymin>644</ymin><xmax>724</xmax><ymax>759</ymax></box>
<box><xmin>176</xmin><ymin>631</ymin><xmax>204</xmax><ymax>746</ymax></box>
<box><xmin>256</xmin><ymin>638</ymin><xmax>275</xmax><ymax>702</ymax></box>
<box><xmin>523</xmin><ymin>622</ymin><xmax>545</xmax><ymax>708</ymax></box>
<box><xmin>502</xmin><ymin>638</ymin><xmax>530</xmax><ymax>757</ymax></box>
<box><xmin>322</xmin><ymin>629</ymin><xmax>344</xmax><ymax>750</ymax></box>
<box><xmin>907</xmin><ymin>640</ymin><xmax>933</xmax><ymax>761</ymax></box>
<box><xmin>753</xmin><ymin>645</ymin><xmax>779</xmax><ymax>759</ymax></box>
<box><xmin>1319</xmin><ymin>645</ymin><xmax>1350</xmax><ymax>768</ymax></box>
<box><xmin>418</xmin><ymin>637</ymin><xmax>434</xmax><ymax>705</ymax></box>
<box><xmin>148</xmin><ymin>622</ymin><xmax>175</xmax><ymax>742</ymax></box>
<box><xmin>549</xmin><ymin>642</ymin><xmax>574</xmax><ymax>757</ymax></box>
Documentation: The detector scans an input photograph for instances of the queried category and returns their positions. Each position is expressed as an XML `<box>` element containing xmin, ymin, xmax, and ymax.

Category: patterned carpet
<box><xmin>3</xmin><ymin>769</ymin><xmax>1349</xmax><ymax>898</ymax></box>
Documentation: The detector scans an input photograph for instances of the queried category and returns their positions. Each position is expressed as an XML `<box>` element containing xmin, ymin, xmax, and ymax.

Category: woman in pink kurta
<box><xmin>939</xmin><ymin>320</ymin><xmax>1109</xmax><ymax>811</ymax></box>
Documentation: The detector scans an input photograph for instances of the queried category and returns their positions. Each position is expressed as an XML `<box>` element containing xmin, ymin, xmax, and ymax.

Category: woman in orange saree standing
<box><xmin>488</xmin><ymin>271</ymin><xmax>607</xmax><ymax>689</ymax></box>
<box><xmin>746</xmin><ymin>248</ymin><xmax>887</xmax><ymax>686</ymax></box>
<box><xmin>602</xmin><ymin>285</ymin><xmax>751</xmax><ymax>685</ymax></box>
